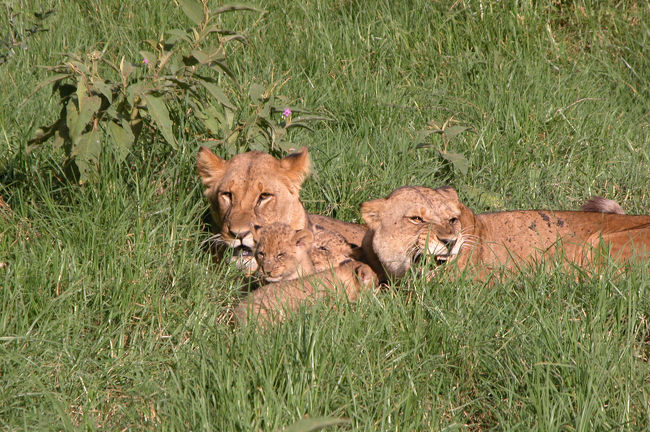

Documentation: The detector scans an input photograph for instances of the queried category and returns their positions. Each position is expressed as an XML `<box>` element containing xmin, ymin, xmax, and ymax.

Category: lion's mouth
<box><xmin>233</xmin><ymin>245</ymin><xmax>254</xmax><ymax>258</ymax></box>
<box><xmin>417</xmin><ymin>238</ymin><xmax>461</xmax><ymax>266</ymax></box>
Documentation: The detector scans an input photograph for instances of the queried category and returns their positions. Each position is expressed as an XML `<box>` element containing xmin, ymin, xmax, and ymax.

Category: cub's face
<box><xmin>253</xmin><ymin>223</ymin><xmax>314</xmax><ymax>282</ymax></box>
<box><xmin>361</xmin><ymin>186</ymin><xmax>465</xmax><ymax>278</ymax></box>
<box><xmin>197</xmin><ymin>147</ymin><xmax>311</xmax><ymax>272</ymax></box>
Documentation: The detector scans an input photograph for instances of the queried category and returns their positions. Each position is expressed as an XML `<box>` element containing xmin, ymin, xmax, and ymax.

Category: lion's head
<box><xmin>360</xmin><ymin>186</ymin><xmax>471</xmax><ymax>278</ymax></box>
<box><xmin>197</xmin><ymin>146</ymin><xmax>311</xmax><ymax>271</ymax></box>
<box><xmin>252</xmin><ymin>223</ymin><xmax>314</xmax><ymax>283</ymax></box>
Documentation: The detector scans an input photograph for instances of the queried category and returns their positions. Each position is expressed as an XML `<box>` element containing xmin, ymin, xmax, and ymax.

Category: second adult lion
<box><xmin>361</xmin><ymin>186</ymin><xmax>649</xmax><ymax>279</ymax></box>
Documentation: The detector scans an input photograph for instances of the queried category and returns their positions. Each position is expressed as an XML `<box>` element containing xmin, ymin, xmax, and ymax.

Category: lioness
<box><xmin>252</xmin><ymin>222</ymin><xmax>358</xmax><ymax>283</ymax></box>
<box><xmin>197</xmin><ymin>146</ymin><xmax>367</xmax><ymax>272</ymax></box>
<box><xmin>361</xmin><ymin>186</ymin><xmax>650</xmax><ymax>279</ymax></box>
<box><xmin>233</xmin><ymin>259</ymin><xmax>378</xmax><ymax>328</ymax></box>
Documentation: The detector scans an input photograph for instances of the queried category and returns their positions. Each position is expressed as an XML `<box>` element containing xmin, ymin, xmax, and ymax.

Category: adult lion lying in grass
<box><xmin>197</xmin><ymin>146</ymin><xmax>367</xmax><ymax>272</ymax></box>
<box><xmin>361</xmin><ymin>186</ymin><xmax>649</xmax><ymax>279</ymax></box>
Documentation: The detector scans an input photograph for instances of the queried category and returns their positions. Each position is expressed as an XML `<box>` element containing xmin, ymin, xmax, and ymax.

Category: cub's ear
<box><xmin>354</xmin><ymin>263</ymin><xmax>377</xmax><ymax>287</ymax></box>
<box><xmin>280</xmin><ymin>147</ymin><xmax>311</xmax><ymax>188</ymax></box>
<box><xmin>293</xmin><ymin>228</ymin><xmax>314</xmax><ymax>248</ymax></box>
<box><xmin>435</xmin><ymin>186</ymin><xmax>459</xmax><ymax>202</ymax></box>
<box><xmin>360</xmin><ymin>198</ymin><xmax>386</xmax><ymax>230</ymax></box>
<box><xmin>197</xmin><ymin>146</ymin><xmax>228</xmax><ymax>188</ymax></box>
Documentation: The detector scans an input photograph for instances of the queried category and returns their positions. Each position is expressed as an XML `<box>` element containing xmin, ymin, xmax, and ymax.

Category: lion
<box><xmin>232</xmin><ymin>259</ymin><xmax>378</xmax><ymax>328</ymax></box>
<box><xmin>252</xmin><ymin>222</ymin><xmax>359</xmax><ymax>283</ymax></box>
<box><xmin>360</xmin><ymin>186</ymin><xmax>650</xmax><ymax>279</ymax></box>
<box><xmin>197</xmin><ymin>146</ymin><xmax>367</xmax><ymax>272</ymax></box>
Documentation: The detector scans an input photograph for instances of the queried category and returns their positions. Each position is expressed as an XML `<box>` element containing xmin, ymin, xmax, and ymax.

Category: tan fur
<box><xmin>310</xmin><ymin>224</ymin><xmax>361</xmax><ymax>271</ymax></box>
<box><xmin>252</xmin><ymin>223</ymin><xmax>360</xmax><ymax>283</ymax></box>
<box><xmin>252</xmin><ymin>223</ymin><xmax>315</xmax><ymax>282</ymax></box>
<box><xmin>197</xmin><ymin>146</ymin><xmax>367</xmax><ymax>272</ymax></box>
<box><xmin>361</xmin><ymin>186</ymin><xmax>650</xmax><ymax>279</ymax></box>
<box><xmin>233</xmin><ymin>260</ymin><xmax>378</xmax><ymax>328</ymax></box>
<box><xmin>581</xmin><ymin>196</ymin><xmax>625</xmax><ymax>215</ymax></box>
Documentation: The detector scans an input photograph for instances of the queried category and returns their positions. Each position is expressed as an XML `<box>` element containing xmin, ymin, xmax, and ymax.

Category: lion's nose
<box><xmin>441</xmin><ymin>238</ymin><xmax>456</xmax><ymax>249</ymax></box>
<box><xmin>229</xmin><ymin>229</ymin><xmax>250</xmax><ymax>240</ymax></box>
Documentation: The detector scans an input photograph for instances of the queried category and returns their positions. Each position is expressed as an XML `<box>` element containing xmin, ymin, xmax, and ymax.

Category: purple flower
<box><xmin>142</xmin><ymin>57</ymin><xmax>149</xmax><ymax>65</ymax></box>
<box><xmin>282</xmin><ymin>108</ymin><xmax>292</xmax><ymax>118</ymax></box>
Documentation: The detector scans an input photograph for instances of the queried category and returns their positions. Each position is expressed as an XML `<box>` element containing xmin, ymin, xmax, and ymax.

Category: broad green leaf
<box><xmin>65</xmin><ymin>100</ymin><xmax>79</xmax><ymax>140</ymax></box>
<box><xmin>438</xmin><ymin>150</ymin><xmax>469</xmax><ymax>175</ymax></box>
<box><xmin>443</xmin><ymin>125</ymin><xmax>470</xmax><ymax>140</ymax></box>
<box><xmin>67</xmin><ymin>60</ymin><xmax>90</xmax><ymax>76</ymax></box>
<box><xmin>286</xmin><ymin>122</ymin><xmax>315</xmax><ymax>132</ymax></box>
<box><xmin>191</xmin><ymin>50</ymin><xmax>209</xmax><ymax>64</ymax></box>
<box><xmin>179</xmin><ymin>0</ymin><xmax>203</xmax><ymax>25</ymax></box>
<box><xmin>248</xmin><ymin>83</ymin><xmax>266</xmax><ymax>101</ymax></box>
<box><xmin>284</xmin><ymin>417</ymin><xmax>350</xmax><ymax>432</ymax></box>
<box><xmin>71</xmin><ymin>130</ymin><xmax>102</xmax><ymax>183</ymax></box>
<box><xmin>70</xmin><ymin>81</ymin><xmax>101</xmax><ymax>141</ymax></box>
<box><xmin>108</xmin><ymin>120</ymin><xmax>135</xmax><ymax>162</ymax></box>
<box><xmin>259</xmin><ymin>102</ymin><xmax>271</xmax><ymax>119</ymax></box>
<box><xmin>212</xmin><ymin>60</ymin><xmax>239</xmax><ymax>87</ymax></box>
<box><xmin>92</xmin><ymin>78</ymin><xmax>113</xmax><ymax>103</ymax></box>
<box><xmin>415</xmin><ymin>128</ymin><xmax>442</xmax><ymax>144</ymax></box>
<box><xmin>166</xmin><ymin>28</ymin><xmax>191</xmax><ymax>44</ymax></box>
<box><xmin>224</xmin><ymin>107</ymin><xmax>235</xmax><ymax>129</ymax></box>
<box><xmin>142</xmin><ymin>94</ymin><xmax>177</xmax><ymax>148</ymax></box>
<box><xmin>221</xmin><ymin>34</ymin><xmax>248</xmax><ymax>45</ymax></box>
<box><xmin>126</xmin><ymin>81</ymin><xmax>146</xmax><ymax>107</ymax></box>
<box><xmin>212</xmin><ymin>4</ymin><xmax>263</xmax><ymax>15</ymax></box>
<box><xmin>200</xmin><ymin>80</ymin><xmax>235</xmax><ymax>109</ymax></box>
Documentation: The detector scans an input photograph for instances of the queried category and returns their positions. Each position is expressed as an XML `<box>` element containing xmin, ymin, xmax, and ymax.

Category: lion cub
<box><xmin>252</xmin><ymin>223</ymin><xmax>357</xmax><ymax>283</ymax></box>
<box><xmin>233</xmin><ymin>259</ymin><xmax>378</xmax><ymax>328</ymax></box>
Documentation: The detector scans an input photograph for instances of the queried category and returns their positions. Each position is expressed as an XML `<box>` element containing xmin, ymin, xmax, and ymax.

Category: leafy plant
<box><xmin>27</xmin><ymin>0</ymin><xmax>327</xmax><ymax>183</ymax></box>
<box><xmin>415</xmin><ymin>116</ymin><xmax>471</xmax><ymax>175</ymax></box>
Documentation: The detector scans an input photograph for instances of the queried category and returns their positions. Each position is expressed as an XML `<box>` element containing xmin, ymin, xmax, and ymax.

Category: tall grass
<box><xmin>1</xmin><ymin>0</ymin><xmax>648</xmax><ymax>430</ymax></box>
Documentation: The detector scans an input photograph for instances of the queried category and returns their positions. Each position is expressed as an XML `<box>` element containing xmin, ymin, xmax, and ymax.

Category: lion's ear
<box><xmin>436</xmin><ymin>186</ymin><xmax>459</xmax><ymax>202</ymax></box>
<box><xmin>197</xmin><ymin>146</ymin><xmax>228</xmax><ymax>188</ymax></box>
<box><xmin>293</xmin><ymin>228</ymin><xmax>314</xmax><ymax>248</ymax></box>
<box><xmin>361</xmin><ymin>198</ymin><xmax>386</xmax><ymax>230</ymax></box>
<box><xmin>280</xmin><ymin>147</ymin><xmax>311</xmax><ymax>187</ymax></box>
<box><xmin>354</xmin><ymin>263</ymin><xmax>377</xmax><ymax>287</ymax></box>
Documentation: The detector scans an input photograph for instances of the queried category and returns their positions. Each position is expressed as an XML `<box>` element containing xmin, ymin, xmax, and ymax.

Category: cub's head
<box><xmin>252</xmin><ymin>223</ymin><xmax>314</xmax><ymax>283</ymax></box>
<box><xmin>197</xmin><ymin>147</ymin><xmax>311</xmax><ymax>271</ymax></box>
<box><xmin>361</xmin><ymin>186</ymin><xmax>469</xmax><ymax>278</ymax></box>
<box><xmin>309</xmin><ymin>225</ymin><xmax>357</xmax><ymax>272</ymax></box>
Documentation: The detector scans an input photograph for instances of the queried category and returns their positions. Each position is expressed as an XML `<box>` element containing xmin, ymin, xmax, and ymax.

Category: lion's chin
<box><xmin>262</xmin><ymin>276</ymin><xmax>283</xmax><ymax>283</ymax></box>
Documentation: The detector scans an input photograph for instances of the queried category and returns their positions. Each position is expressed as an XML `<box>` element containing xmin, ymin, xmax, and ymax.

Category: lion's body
<box><xmin>197</xmin><ymin>147</ymin><xmax>366</xmax><ymax>272</ymax></box>
<box><xmin>462</xmin><ymin>210</ymin><xmax>650</xmax><ymax>273</ymax></box>
<box><xmin>233</xmin><ymin>260</ymin><xmax>378</xmax><ymax>327</ymax></box>
<box><xmin>361</xmin><ymin>186</ymin><xmax>650</xmax><ymax>279</ymax></box>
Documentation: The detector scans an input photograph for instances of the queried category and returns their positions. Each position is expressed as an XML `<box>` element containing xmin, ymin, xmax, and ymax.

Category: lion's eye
<box><xmin>449</xmin><ymin>217</ymin><xmax>459</xmax><ymax>224</ymax></box>
<box><xmin>276</xmin><ymin>253</ymin><xmax>285</xmax><ymax>260</ymax></box>
<box><xmin>409</xmin><ymin>216</ymin><xmax>424</xmax><ymax>223</ymax></box>
<box><xmin>257</xmin><ymin>193</ymin><xmax>273</xmax><ymax>205</ymax></box>
<box><xmin>256</xmin><ymin>251</ymin><xmax>265</xmax><ymax>259</ymax></box>
<box><xmin>220</xmin><ymin>191</ymin><xmax>232</xmax><ymax>202</ymax></box>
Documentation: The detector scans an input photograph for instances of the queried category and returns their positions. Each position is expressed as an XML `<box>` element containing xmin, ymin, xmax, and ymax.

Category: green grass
<box><xmin>1</xmin><ymin>0</ymin><xmax>649</xmax><ymax>429</ymax></box>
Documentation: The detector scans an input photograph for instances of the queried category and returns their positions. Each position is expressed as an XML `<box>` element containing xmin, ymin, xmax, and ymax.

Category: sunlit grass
<box><xmin>1</xmin><ymin>0</ymin><xmax>648</xmax><ymax>429</ymax></box>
